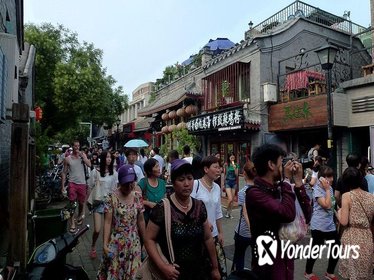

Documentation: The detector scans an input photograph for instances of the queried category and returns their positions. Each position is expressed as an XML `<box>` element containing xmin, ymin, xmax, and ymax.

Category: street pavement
<box><xmin>46</xmin><ymin>176</ymin><xmax>370</xmax><ymax>280</ymax></box>
<box><xmin>49</xmin><ymin>202</ymin><xmax>352</xmax><ymax>279</ymax></box>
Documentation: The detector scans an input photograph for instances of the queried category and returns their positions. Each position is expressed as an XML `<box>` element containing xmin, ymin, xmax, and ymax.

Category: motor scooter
<box><xmin>27</xmin><ymin>225</ymin><xmax>90</xmax><ymax>280</ymax></box>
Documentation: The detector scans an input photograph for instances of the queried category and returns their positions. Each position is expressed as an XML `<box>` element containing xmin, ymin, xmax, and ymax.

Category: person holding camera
<box><xmin>61</xmin><ymin>140</ymin><xmax>91</xmax><ymax>233</ymax></box>
<box><xmin>246</xmin><ymin>144</ymin><xmax>311</xmax><ymax>280</ymax></box>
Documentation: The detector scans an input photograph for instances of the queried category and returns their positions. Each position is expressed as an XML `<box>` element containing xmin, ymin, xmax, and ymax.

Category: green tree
<box><xmin>25</xmin><ymin>23</ymin><xmax>128</xmax><ymax>138</ymax></box>
<box><xmin>172</xmin><ymin>128</ymin><xmax>198</xmax><ymax>155</ymax></box>
<box><xmin>159</xmin><ymin>129</ymin><xmax>198</xmax><ymax>157</ymax></box>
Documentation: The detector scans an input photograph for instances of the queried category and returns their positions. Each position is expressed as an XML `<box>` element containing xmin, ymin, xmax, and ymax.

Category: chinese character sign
<box><xmin>187</xmin><ymin>108</ymin><xmax>243</xmax><ymax>133</ymax></box>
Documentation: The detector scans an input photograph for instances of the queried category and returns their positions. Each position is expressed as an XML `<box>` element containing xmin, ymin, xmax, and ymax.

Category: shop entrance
<box><xmin>210</xmin><ymin>142</ymin><xmax>251</xmax><ymax>173</ymax></box>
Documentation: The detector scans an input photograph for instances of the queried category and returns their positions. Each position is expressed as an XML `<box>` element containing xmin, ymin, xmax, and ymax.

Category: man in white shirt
<box><xmin>182</xmin><ymin>145</ymin><xmax>193</xmax><ymax>164</ymax></box>
<box><xmin>152</xmin><ymin>147</ymin><xmax>164</xmax><ymax>174</ymax></box>
<box><xmin>125</xmin><ymin>148</ymin><xmax>144</xmax><ymax>183</ymax></box>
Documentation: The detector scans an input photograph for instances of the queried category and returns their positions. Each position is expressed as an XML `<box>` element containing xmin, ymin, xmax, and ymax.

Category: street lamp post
<box><xmin>315</xmin><ymin>43</ymin><xmax>338</xmax><ymax>163</ymax></box>
<box><xmin>115</xmin><ymin>118</ymin><xmax>121</xmax><ymax>150</ymax></box>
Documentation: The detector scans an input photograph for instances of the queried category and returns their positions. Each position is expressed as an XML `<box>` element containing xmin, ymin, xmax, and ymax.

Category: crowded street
<box><xmin>1</xmin><ymin>0</ymin><xmax>374</xmax><ymax>279</ymax></box>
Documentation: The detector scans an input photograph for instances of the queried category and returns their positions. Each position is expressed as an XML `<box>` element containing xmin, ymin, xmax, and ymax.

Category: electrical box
<box><xmin>263</xmin><ymin>83</ymin><xmax>277</xmax><ymax>103</ymax></box>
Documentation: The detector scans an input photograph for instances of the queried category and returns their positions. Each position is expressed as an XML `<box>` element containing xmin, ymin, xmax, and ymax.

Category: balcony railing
<box><xmin>245</xmin><ymin>1</ymin><xmax>367</xmax><ymax>42</ymax></box>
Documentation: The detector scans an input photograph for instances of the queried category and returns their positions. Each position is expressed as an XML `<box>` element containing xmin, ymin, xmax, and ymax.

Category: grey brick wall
<box><xmin>0</xmin><ymin>118</ymin><xmax>11</xmax><ymax>207</ymax></box>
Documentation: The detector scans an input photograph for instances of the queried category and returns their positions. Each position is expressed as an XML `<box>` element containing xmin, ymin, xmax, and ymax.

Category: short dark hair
<box><xmin>125</xmin><ymin>148</ymin><xmax>138</xmax><ymax>157</ymax></box>
<box><xmin>201</xmin><ymin>155</ymin><xmax>220</xmax><ymax>171</ymax></box>
<box><xmin>346</xmin><ymin>153</ymin><xmax>360</xmax><ymax>168</ymax></box>
<box><xmin>359</xmin><ymin>156</ymin><xmax>369</xmax><ymax>176</ymax></box>
<box><xmin>143</xmin><ymin>158</ymin><xmax>158</xmax><ymax>177</ymax></box>
<box><xmin>168</xmin><ymin>150</ymin><xmax>179</xmax><ymax>161</ymax></box>
<box><xmin>171</xmin><ymin>163</ymin><xmax>193</xmax><ymax>183</ymax></box>
<box><xmin>153</xmin><ymin>147</ymin><xmax>160</xmax><ymax>154</ymax></box>
<box><xmin>252</xmin><ymin>144</ymin><xmax>286</xmax><ymax>177</ymax></box>
<box><xmin>319</xmin><ymin>165</ymin><xmax>334</xmax><ymax>178</ymax></box>
<box><xmin>183</xmin><ymin>145</ymin><xmax>191</xmax><ymax>155</ymax></box>
<box><xmin>192</xmin><ymin>155</ymin><xmax>203</xmax><ymax>179</ymax></box>
<box><xmin>342</xmin><ymin>167</ymin><xmax>363</xmax><ymax>190</ymax></box>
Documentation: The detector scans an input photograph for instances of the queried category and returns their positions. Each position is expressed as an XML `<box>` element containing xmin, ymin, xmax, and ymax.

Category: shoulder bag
<box><xmin>136</xmin><ymin>198</ymin><xmax>175</xmax><ymax>280</ymax></box>
<box><xmin>87</xmin><ymin>170</ymin><xmax>105</xmax><ymax>208</ymax></box>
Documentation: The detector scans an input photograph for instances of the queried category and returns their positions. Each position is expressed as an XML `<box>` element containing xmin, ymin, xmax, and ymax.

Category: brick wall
<box><xmin>0</xmin><ymin>118</ymin><xmax>11</xmax><ymax>207</ymax></box>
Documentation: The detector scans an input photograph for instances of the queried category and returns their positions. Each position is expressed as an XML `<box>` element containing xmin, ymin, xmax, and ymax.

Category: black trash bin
<box><xmin>34</xmin><ymin>208</ymin><xmax>67</xmax><ymax>246</ymax></box>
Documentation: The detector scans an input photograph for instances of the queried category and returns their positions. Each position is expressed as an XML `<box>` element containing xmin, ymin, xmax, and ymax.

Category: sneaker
<box><xmin>324</xmin><ymin>273</ymin><xmax>338</xmax><ymax>280</ymax></box>
<box><xmin>225</xmin><ymin>213</ymin><xmax>230</xmax><ymax>218</ymax></box>
<box><xmin>304</xmin><ymin>273</ymin><xmax>320</xmax><ymax>280</ymax></box>
<box><xmin>89</xmin><ymin>249</ymin><xmax>97</xmax><ymax>259</ymax></box>
<box><xmin>229</xmin><ymin>215</ymin><xmax>234</xmax><ymax>219</ymax></box>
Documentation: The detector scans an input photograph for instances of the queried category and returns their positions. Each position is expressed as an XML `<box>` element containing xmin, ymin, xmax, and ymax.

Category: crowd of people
<box><xmin>58</xmin><ymin>139</ymin><xmax>373</xmax><ymax>280</ymax></box>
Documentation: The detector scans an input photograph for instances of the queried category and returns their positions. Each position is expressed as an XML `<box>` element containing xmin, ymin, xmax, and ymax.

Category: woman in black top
<box><xmin>144</xmin><ymin>159</ymin><xmax>220</xmax><ymax>280</ymax></box>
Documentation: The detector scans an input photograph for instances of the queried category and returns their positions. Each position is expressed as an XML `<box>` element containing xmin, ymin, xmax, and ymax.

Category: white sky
<box><xmin>24</xmin><ymin>0</ymin><xmax>370</xmax><ymax>99</ymax></box>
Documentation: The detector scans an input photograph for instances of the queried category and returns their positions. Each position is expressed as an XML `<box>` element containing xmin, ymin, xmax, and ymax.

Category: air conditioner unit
<box><xmin>0</xmin><ymin>33</ymin><xmax>19</xmax><ymax>117</ymax></box>
<box><xmin>263</xmin><ymin>82</ymin><xmax>277</xmax><ymax>103</ymax></box>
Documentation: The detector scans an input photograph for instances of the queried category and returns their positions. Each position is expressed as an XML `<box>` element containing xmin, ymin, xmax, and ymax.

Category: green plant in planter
<box><xmin>221</xmin><ymin>80</ymin><xmax>230</xmax><ymax>97</ymax></box>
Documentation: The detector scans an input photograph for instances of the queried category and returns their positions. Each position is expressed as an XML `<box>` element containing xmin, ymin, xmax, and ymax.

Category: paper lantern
<box><xmin>168</xmin><ymin>124</ymin><xmax>177</xmax><ymax>132</ymax></box>
<box><xmin>161</xmin><ymin>113</ymin><xmax>169</xmax><ymax>121</ymax></box>
<box><xmin>168</xmin><ymin>110</ymin><xmax>177</xmax><ymax>119</ymax></box>
<box><xmin>185</xmin><ymin>105</ymin><xmax>197</xmax><ymax>115</ymax></box>
<box><xmin>177</xmin><ymin>108</ymin><xmax>186</xmax><ymax>117</ymax></box>
<box><xmin>35</xmin><ymin>106</ymin><xmax>43</xmax><ymax>121</ymax></box>
<box><xmin>161</xmin><ymin>126</ymin><xmax>169</xmax><ymax>134</ymax></box>
<box><xmin>177</xmin><ymin>122</ymin><xmax>186</xmax><ymax>130</ymax></box>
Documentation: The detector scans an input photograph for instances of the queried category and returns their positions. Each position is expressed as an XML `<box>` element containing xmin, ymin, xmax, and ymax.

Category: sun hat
<box><xmin>118</xmin><ymin>164</ymin><xmax>137</xmax><ymax>185</ymax></box>
<box><xmin>171</xmin><ymin>159</ymin><xmax>190</xmax><ymax>172</ymax></box>
<box><xmin>170</xmin><ymin>159</ymin><xmax>193</xmax><ymax>183</ymax></box>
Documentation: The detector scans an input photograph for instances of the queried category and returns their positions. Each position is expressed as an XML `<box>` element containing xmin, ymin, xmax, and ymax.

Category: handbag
<box><xmin>136</xmin><ymin>198</ymin><xmax>175</xmax><ymax>280</ymax></box>
<box><xmin>87</xmin><ymin>170</ymin><xmax>105</xmax><ymax>207</ymax></box>
<box><xmin>278</xmin><ymin>187</ymin><xmax>308</xmax><ymax>244</ymax></box>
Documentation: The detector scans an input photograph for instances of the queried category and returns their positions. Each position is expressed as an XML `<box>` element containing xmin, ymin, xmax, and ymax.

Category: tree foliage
<box><xmin>25</xmin><ymin>23</ymin><xmax>128</xmax><ymax>140</ymax></box>
<box><xmin>159</xmin><ymin>128</ymin><xmax>198</xmax><ymax>156</ymax></box>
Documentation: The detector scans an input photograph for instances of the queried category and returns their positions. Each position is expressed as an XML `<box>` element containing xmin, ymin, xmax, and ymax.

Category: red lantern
<box><xmin>35</xmin><ymin>106</ymin><xmax>43</xmax><ymax>121</ymax></box>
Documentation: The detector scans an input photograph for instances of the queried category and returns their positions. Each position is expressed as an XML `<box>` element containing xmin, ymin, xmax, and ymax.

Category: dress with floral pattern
<box><xmin>339</xmin><ymin>191</ymin><xmax>374</xmax><ymax>280</ymax></box>
<box><xmin>97</xmin><ymin>191</ymin><xmax>144</xmax><ymax>280</ymax></box>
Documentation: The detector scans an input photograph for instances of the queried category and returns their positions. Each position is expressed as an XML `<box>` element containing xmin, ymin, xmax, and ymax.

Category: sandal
<box><xmin>324</xmin><ymin>273</ymin><xmax>338</xmax><ymax>280</ymax></box>
<box><xmin>304</xmin><ymin>273</ymin><xmax>320</xmax><ymax>280</ymax></box>
<box><xmin>69</xmin><ymin>226</ymin><xmax>77</xmax><ymax>234</ymax></box>
<box><xmin>89</xmin><ymin>249</ymin><xmax>97</xmax><ymax>259</ymax></box>
<box><xmin>76</xmin><ymin>215</ymin><xmax>85</xmax><ymax>225</ymax></box>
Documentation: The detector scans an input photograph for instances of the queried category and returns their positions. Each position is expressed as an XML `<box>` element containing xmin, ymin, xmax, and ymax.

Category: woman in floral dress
<box><xmin>338</xmin><ymin>167</ymin><xmax>374</xmax><ymax>280</ymax></box>
<box><xmin>98</xmin><ymin>164</ymin><xmax>146</xmax><ymax>280</ymax></box>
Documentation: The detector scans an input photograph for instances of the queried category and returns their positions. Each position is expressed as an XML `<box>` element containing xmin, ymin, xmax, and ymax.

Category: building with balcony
<box><xmin>138</xmin><ymin>1</ymin><xmax>372</xmax><ymax>173</ymax></box>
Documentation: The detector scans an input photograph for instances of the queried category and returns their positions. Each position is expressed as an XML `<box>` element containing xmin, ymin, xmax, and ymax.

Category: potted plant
<box><xmin>221</xmin><ymin>80</ymin><xmax>233</xmax><ymax>103</ymax></box>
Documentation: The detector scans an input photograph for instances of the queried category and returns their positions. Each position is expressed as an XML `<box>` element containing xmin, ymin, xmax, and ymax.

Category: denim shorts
<box><xmin>225</xmin><ymin>180</ymin><xmax>237</xmax><ymax>189</ymax></box>
<box><xmin>93</xmin><ymin>202</ymin><xmax>105</xmax><ymax>214</ymax></box>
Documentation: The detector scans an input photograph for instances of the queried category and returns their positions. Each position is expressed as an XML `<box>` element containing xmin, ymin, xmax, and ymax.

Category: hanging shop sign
<box><xmin>268</xmin><ymin>95</ymin><xmax>328</xmax><ymax>131</ymax></box>
<box><xmin>187</xmin><ymin>106</ymin><xmax>244</xmax><ymax>133</ymax></box>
